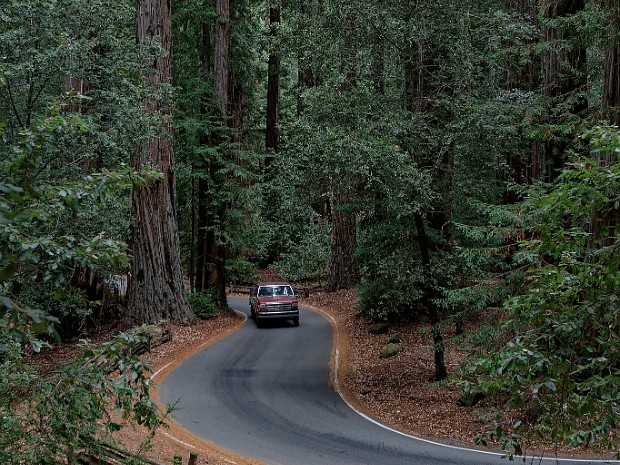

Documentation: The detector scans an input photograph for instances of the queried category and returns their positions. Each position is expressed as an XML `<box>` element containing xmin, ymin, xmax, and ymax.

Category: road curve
<box><xmin>158</xmin><ymin>297</ymin><xmax>617</xmax><ymax>465</ymax></box>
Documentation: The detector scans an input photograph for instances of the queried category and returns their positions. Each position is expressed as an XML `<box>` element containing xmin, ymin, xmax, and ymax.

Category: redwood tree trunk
<box><xmin>326</xmin><ymin>10</ymin><xmax>359</xmax><ymax>292</ymax></box>
<box><xmin>590</xmin><ymin>0</ymin><xmax>620</xmax><ymax>245</ymax></box>
<box><xmin>214</xmin><ymin>0</ymin><xmax>229</xmax><ymax>117</ymax></box>
<box><xmin>297</xmin><ymin>0</ymin><xmax>318</xmax><ymax>116</ymax></box>
<box><xmin>206</xmin><ymin>0</ymin><xmax>230</xmax><ymax>306</ymax></box>
<box><xmin>602</xmin><ymin>0</ymin><xmax>620</xmax><ymax>127</ymax></box>
<box><xmin>129</xmin><ymin>0</ymin><xmax>195</xmax><ymax>325</ymax></box>
<box><xmin>265</xmin><ymin>0</ymin><xmax>280</xmax><ymax>160</ymax></box>
<box><xmin>414</xmin><ymin>213</ymin><xmax>447</xmax><ymax>381</ymax></box>
<box><xmin>326</xmin><ymin>193</ymin><xmax>359</xmax><ymax>291</ymax></box>
<box><xmin>504</xmin><ymin>0</ymin><xmax>543</xmax><ymax>197</ymax></box>
<box><xmin>194</xmin><ymin>12</ymin><xmax>213</xmax><ymax>294</ymax></box>
<box><xmin>541</xmin><ymin>0</ymin><xmax>587</xmax><ymax>179</ymax></box>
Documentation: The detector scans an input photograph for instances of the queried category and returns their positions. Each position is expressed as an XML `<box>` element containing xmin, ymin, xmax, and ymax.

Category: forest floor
<box><xmin>31</xmin><ymin>289</ymin><xmax>614</xmax><ymax>465</ymax></box>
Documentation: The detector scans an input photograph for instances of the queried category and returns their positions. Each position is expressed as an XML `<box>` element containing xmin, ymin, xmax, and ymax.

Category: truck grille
<box><xmin>266</xmin><ymin>303</ymin><xmax>292</xmax><ymax>312</ymax></box>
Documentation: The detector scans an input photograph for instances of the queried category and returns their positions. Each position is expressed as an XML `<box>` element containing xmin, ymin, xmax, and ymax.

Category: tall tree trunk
<box><xmin>265</xmin><ymin>0</ymin><xmax>280</xmax><ymax>161</ymax></box>
<box><xmin>602</xmin><ymin>0</ymin><xmax>620</xmax><ymax>128</ymax></box>
<box><xmin>129</xmin><ymin>0</ymin><xmax>195</xmax><ymax>325</ymax></box>
<box><xmin>297</xmin><ymin>0</ymin><xmax>318</xmax><ymax>115</ymax></box>
<box><xmin>372</xmin><ymin>28</ymin><xmax>384</xmax><ymax>95</ymax></box>
<box><xmin>504</xmin><ymin>0</ymin><xmax>544</xmax><ymax>198</ymax></box>
<box><xmin>214</xmin><ymin>0</ymin><xmax>229</xmax><ymax>118</ymax></box>
<box><xmin>541</xmin><ymin>0</ymin><xmax>587</xmax><ymax>179</ymax></box>
<box><xmin>590</xmin><ymin>0</ymin><xmax>620</xmax><ymax>246</ymax></box>
<box><xmin>402</xmin><ymin>20</ymin><xmax>448</xmax><ymax>381</ymax></box>
<box><xmin>414</xmin><ymin>213</ymin><xmax>447</xmax><ymax>381</ymax></box>
<box><xmin>194</xmin><ymin>9</ymin><xmax>212</xmax><ymax>293</ymax></box>
<box><xmin>326</xmin><ymin>9</ymin><xmax>359</xmax><ymax>291</ymax></box>
<box><xmin>204</xmin><ymin>0</ymin><xmax>230</xmax><ymax>306</ymax></box>
<box><xmin>326</xmin><ymin>192</ymin><xmax>359</xmax><ymax>291</ymax></box>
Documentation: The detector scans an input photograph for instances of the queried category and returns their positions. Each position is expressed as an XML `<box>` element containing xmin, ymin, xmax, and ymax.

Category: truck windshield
<box><xmin>258</xmin><ymin>285</ymin><xmax>294</xmax><ymax>297</ymax></box>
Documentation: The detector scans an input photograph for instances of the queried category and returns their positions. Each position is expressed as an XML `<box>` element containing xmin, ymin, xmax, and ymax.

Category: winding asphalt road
<box><xmin>158</xmin><ymin>297</ymin><xmax>617</xmax><ymax>465</ymax></box>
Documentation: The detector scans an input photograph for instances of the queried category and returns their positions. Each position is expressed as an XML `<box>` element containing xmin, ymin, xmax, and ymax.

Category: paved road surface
<box><xmin>158</xmin><ymin>297</ymin><xmax>617</xmax><ymax>465</ymax></box>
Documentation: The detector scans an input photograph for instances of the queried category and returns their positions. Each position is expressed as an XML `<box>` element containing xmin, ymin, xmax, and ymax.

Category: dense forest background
<box><xmin>1</xmin><ymin>0</ymin><xmax>619</xmax><ymax>462</ymax></box>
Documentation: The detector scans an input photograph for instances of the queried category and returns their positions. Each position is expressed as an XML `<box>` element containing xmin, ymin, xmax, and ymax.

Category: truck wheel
<box><xmin>293</xmin><ymin>317</ymin><xmax>299</xmax><ymax>327</ymax></box>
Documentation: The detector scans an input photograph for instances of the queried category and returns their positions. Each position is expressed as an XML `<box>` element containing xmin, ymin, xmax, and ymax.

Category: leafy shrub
<box><xmin>187</xmin><ymin>290</ymin><xmax>220</xmax><ymax>319</ymax></box>
<box><xmin>270</xmin><ymin>221</ymin><xmax>330</xmax><ymax>283</ymax></box>
<box><xmin>226</xmin><ymin>257</ymin><xmax>259</xmax><ymax>285</ymax></box>
<box><xmin>465</xmin><ymin>127</ymin><xmax>620</xmax><ymax>457</ymax></box>
<box><xmin>0</xmin><ymin>322</ymin><xmax>164</xmax><ymax>464</ymax></box>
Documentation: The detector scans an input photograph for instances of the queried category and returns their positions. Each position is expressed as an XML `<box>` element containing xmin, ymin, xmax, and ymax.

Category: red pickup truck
<box><xmin>249</xmin><ymin>282</ymin><xmax>300</xmax><ymax>327</ymax></box>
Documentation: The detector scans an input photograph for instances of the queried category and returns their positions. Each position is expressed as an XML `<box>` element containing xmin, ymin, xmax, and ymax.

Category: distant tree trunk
<box><xmin>504</xmin><ymin>0</ymin><xmax>544</xmax><ymax>198</ymax></box>
<box><xmin>194</xmin><ymin>9</ymin><xmax>213</xmax><ymax>294</ymax></box>
<box><xmin>505</xmin><ymin>0</ymin><xmax>539</xmax><ymax>92</ymax></box>
<box><xmin>402</xmin><ymin>23</ymin><xmax>448</xmax><ymax>381</ymax></box>
<box><xmin>602</xmin><ymin>0</ymin><xmax>620</xmax><ymax>127</ymax></box>
<box><xmin>297</xmin><ymin>0</ymin><xmax>318</xmax><ymax>116</ymax></box>
<box><xmin>372</xmin><ymin>28</ymin><xmax>384</xmax><ymax>95</ymax></box>
<box><xmin>129</xmin><ymin>0</ymin><xmax>195</xmax><ymax>325</ymax></box>
<box><xmin>189</xmin><ymin>174</ymin><xmax>196</xmax><ymax>292</ymax></box>
<box><xmin>590</xmin><ymin>0</ymin><xmax>620</xmax><ymax>246</ymax></box>
<box><xmin>326</xmin><ymin>192</ymin><xmax>359</xmax><ymax>291</ymax></box>
<box><xmin>265</xmin><ymin>0</ymin><xmax>280</xmax><ymax>162</ymax></box>
<box><xmin>205</xmin><ymin>0</ymin><xmax>230</xmax><ymax>306</ymax></box>
<box><xmin>541</xmin><ymin>0</ymin><xmax>587</xmax><ymax>179</ymax></box>
<box><xmin>414</xmin><ymin>213</ymin><xmax>447</xmax><ymax>381</ymax></box>
<box><xmin>326</xmin><ymin>10</ymin><xmax>359</xmax><ymax>291</ymax></box>
<box><xmin>214</xmin><ymin>0</ymin><xmax>229</xmax><ymax>118</ymax></box>
<box><xmin>194</xmin><ymin>14</ymin><xmax>212</xmax><ymax>293</ymax></box>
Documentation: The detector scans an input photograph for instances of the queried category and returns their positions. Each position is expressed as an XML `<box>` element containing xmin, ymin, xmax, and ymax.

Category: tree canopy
<box><xmin>0</xmin><ymin>0</ymin><xmax>619</xmax><ymax>459</ymax></box>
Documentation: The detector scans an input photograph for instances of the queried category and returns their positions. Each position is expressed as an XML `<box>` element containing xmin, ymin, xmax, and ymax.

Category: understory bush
<box><xmin>465</xmin><ymin>127</ymin><xmax>620</xmax><ymax>458</ymax></box>
<box><xmin>270</xmin><ymin>221</ymin><xmax>330</xmax><ymax>283</ymax></box>
<box><xmin>187</xmin><ymin>289</ymin><xmax>220</xmax><ymax>319</ymax></box>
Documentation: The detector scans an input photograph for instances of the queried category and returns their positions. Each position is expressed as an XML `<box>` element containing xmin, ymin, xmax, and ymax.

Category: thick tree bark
<box><xmin>325</xmin><ymin>9</ymin><xmax>359</xmax><ymax>292</ymax></box>
<box><xmin>326</xmin><ymin>193</ymin><xmax>359</xmax><ymax>291</ymax></box>
<box><xmin>129</xmin><ymin>0</ymin><xmax>195</xmax><ymax>325</ymax></box>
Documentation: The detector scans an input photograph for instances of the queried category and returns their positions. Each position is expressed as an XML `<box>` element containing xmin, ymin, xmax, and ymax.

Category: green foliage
<box><xmin>270</xmin><ymin>219</ymin><xmax>330</xmax><ymax>283</ymax></box>
<box><xmin>172</xmin><ymin>0</ymin><xmax>269</xmax><ymax>285</ymax></box>
<box><xmin>226</xmin><ymin>257</ymin><xmax>259</xmax><ymax>285</ymax></box>
<box><xmin>0</xmin><ymin>0</ymin><xmax>153</xmax><ymax>334</ymax></box>
<box><xmin>0</xmin><ymin>111</ymin><xmax>137</xmax><ymax>333</ymax></box>
<box><xmin>466</xmin><ymin>127</ymin><xmax>620</xmax><ymax>455</ymax></box>
<box><xmin>186</xmin><ymin>289</ymin><xmax>220</xmax><ymax>319</ymax></box>
<box><xmin>0</xmin><ymin>323</ymin><xmax>165</xmax><ymax>464</ymax></box>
